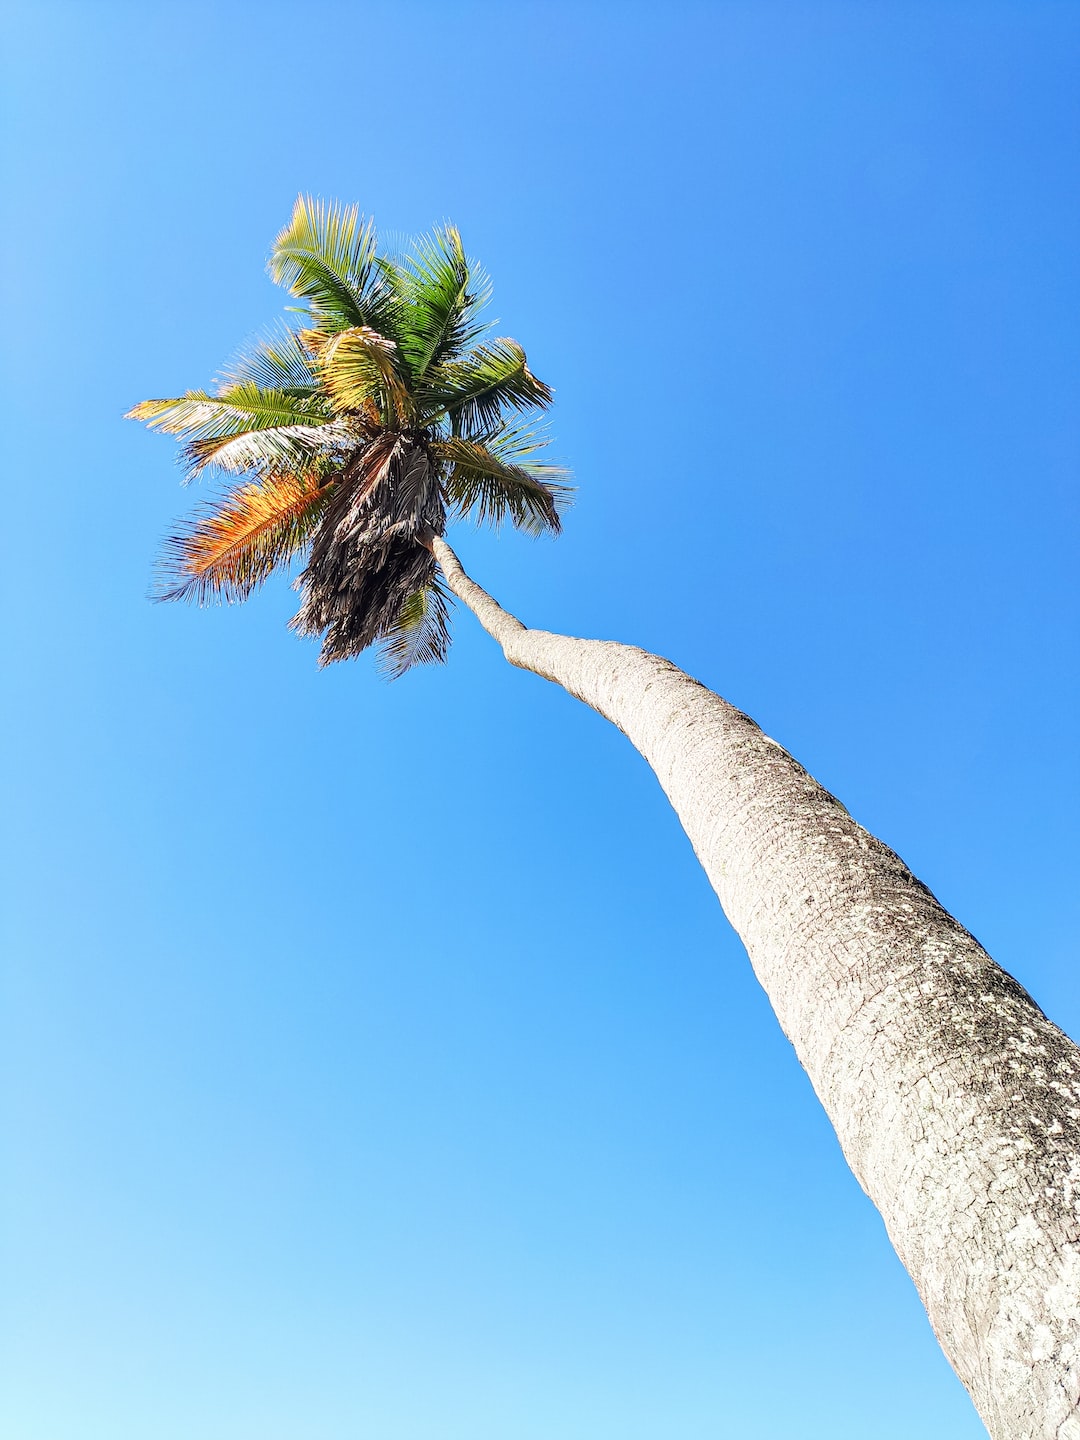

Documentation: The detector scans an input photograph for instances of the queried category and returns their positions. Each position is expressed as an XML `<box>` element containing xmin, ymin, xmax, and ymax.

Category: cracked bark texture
<box><xmin>433</xmin><ymin>536</ymin><xmax>1080</xmax><ymax>1440</ymax></box>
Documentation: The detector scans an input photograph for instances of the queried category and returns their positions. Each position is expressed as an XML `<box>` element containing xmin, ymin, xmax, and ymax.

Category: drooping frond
<box><xmin>394</xmin><ymin>226</ymin><xmax>491</xmax><ymax>380</ymax></box>
<box><xmin>217</xmin><ymin>324</ymin><xmax>320</xmax><ymax>396</ymax></box>
<box><xmin>436</xmin><ymin>429</ymin><xmax>569</xmax><ymax>536</ymax></box>
<box><xmin>268</xmin><ymin>196</ymin><xmax>395</xmax><ymax>334</ymax></box>
<box><xmin>316</xmin><ymin>326</ymin><xmax>412</xmax><ymax>427</ymax></box>
<box><xmin>126</xmin><ymin>386</ymin><xmax>343</xmax><ymax>478</ymax></box>
<box><xmin>157</xmin><ymin>473</ymin><xmax>333</xmax><ymax>603</ymax></box>
<box><xmin>422</xmin><ymin>339</ymin><xmax>553</xmax><ymax>431</ymax></box>
<box><xmin>291</xmin><ymin>439</ymin><xmax>446</xmax><ymax>665</ymax></box>
<box><xmin>376</xmin><ymin>573</ymin><xmax>454</xmax><ymax>678</ymax></box>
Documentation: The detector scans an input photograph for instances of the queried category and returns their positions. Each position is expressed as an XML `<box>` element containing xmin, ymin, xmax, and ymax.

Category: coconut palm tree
<box><xmin>128</xmin><ymin>196</ymin><xmax>569</xmax><ymax>674</ymax></box>
<box><xmin>129</xmin><ymin>198</ymin><xmax>1080</xmax><ymax>1440</ymax></box>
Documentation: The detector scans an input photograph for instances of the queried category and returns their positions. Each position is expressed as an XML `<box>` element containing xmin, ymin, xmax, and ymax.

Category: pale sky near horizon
<box><xmin>2</xmin><ymin>4</ymin><xmax>1078</xmax><ymax>1438</ymax></box>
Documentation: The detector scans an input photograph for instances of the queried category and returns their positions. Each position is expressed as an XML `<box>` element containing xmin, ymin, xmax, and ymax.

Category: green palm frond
<box><xmin>127</xmin><ymin>386</ymin><xmax>342</xmax><ymax>478</ymax></box>
<box><xmin>268</xmin><ymin>195</ymin><xmax>396</xmax><ymax>335</ymax></box>
<box><xmin>127</xmin><ymin>386</ymin><xmax>334</xmax><ymax>441</ymax></box>
<box><xmin>376</xmin><ymin>574</ymin><xmax>454</xmax><ymax>678</ymax></box>
<box><xmin>394</xmin><ymin>226</ymin><xmax>491</xmax><ymax>380</ymax></box>
<box><xmin>435</xmin><ymin>429</ymin><xmax>570</xmax><ymax>536</ymax></box>
<box><xmin>217</xmin><ymin>324</ymin><xmax>320</xmax><ymax>396</ymax></box>
<box><xmin>422</xmin><ymin>339</ymin><xmax>553</xmax><ymax>431</ymax></box>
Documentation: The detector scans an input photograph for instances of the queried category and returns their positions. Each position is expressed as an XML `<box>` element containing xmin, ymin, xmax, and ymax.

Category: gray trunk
<box><xmin>433</xmin><ymin>536</ymin><xmax>1080</xmax><ymax>1440</ymax></box>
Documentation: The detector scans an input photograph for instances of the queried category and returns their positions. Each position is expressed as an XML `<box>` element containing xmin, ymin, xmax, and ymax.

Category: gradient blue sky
<box><xmin>3</xmin><ymin>4</ymin><xmax>1077</xmax><ymax>1438</ymax></box>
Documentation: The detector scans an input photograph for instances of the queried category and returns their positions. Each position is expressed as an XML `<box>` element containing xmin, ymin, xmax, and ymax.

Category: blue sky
<box><xmin>2</xmin><ymin>3</ymin><xmax>1077</xmax><ymax>1437</ymax></box>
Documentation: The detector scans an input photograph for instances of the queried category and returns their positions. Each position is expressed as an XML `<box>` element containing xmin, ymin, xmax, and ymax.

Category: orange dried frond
<box><xmin>159</xmin><ymin>473</ymin><xmax>332</xmax><ymax>604</ymax></box>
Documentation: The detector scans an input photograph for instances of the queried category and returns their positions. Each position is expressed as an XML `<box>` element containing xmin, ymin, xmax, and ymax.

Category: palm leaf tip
<box><xmin>268</xmin><ymin>194</ymin><xmax>392</xmax><ymax>334</ymax></box>
<box><xmin>215</xmin><ymin>323</ymin><xmax>320</xmax><ymax>394</ymax></box>
<box><xmin>395</xmin><ymin>224</ymin><xmax>492</xmax><ymax>379</ymax></box>
<box><xmin>423</xmin><ymin>338</ymin><xmax>554</xmax><ymax>432</ymax></box>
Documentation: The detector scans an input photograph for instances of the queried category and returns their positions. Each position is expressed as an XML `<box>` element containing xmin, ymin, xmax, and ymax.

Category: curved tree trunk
<box><xmin>433</xmin><ymin>536</ymin><xmax>1080</xmax><ymax>1440</ymax></box>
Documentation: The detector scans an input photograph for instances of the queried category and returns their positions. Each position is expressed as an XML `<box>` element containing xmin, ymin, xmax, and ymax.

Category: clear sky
<box><xmin>2</xmin><ymin>3</ymin><xmax>1077</xmax><ymax>1438</ymax></box>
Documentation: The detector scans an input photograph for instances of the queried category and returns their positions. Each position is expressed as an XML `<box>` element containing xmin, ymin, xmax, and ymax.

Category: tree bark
<box><xmin>433</xmin><ymin>535</ymin><xmax>1080</xmax><ymax>1440</ymax></box>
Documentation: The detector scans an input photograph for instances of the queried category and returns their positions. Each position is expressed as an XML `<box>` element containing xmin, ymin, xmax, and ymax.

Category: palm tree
<box><xmin>128</xmin><ymin>197</ymin><xmax>569</xmax><ymax>674</ymax></box>
<box><xmin>129</xmin><ymin>198</ymin><xmax>1080</xmax><ymax>1440</ymax></box>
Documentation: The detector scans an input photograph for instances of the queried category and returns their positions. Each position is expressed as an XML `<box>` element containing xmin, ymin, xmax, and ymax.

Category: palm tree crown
<box><xmin>128</xmin><ymin>197</ymin><xmax>569</xmax><ymax>673</ymax></box>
